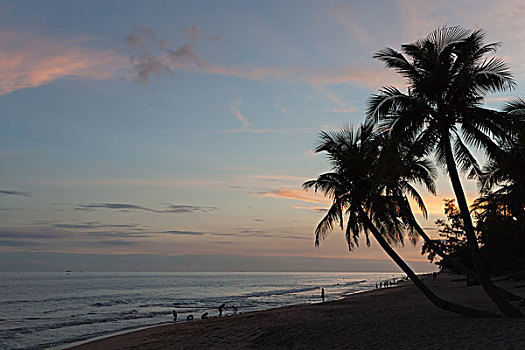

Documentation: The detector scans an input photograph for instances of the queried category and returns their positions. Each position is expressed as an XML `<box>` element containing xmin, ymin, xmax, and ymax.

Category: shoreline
<box><xmin>50</xmin><ymin>323</ymin><xmax>172</xmax><ymax>350</ymax></box>
<box><xmin>68</xmin><ymin>272</ymin><xmax>525</xmax><ymax>349</ymax></box>
<box><xmin>60</xmin><ymin>281</ymin><xmax>401</xmax><ymax>349</ymax></box>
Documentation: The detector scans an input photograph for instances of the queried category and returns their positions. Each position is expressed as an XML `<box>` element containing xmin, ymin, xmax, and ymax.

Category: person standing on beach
<box><xmin>218</xmin><ymin>303</ymin><xmax>226</xmax><ymax>316</ymax></box>
<box><xmin>172</xmin><ymin>309</ymin><xmax>177</xmax><ymax>322</ymax></box>
<box><xmin>321</xmin><ymin>288</ymin><xmax>325</xmax><ymax>303</ymax></box>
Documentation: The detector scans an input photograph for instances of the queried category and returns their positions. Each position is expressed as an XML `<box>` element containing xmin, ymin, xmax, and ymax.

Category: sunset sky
<box><xmin>1</xmin><ymin>0</ymin><xmax>524</xmax><ymax>271</ymax></box>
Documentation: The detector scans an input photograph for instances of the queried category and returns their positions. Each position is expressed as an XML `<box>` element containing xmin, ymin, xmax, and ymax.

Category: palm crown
<box><xmin>303</xmin><ymin>123</ymin><xmax>435</xmax><ymax>250</ymax></box>
<box><xmin>367</xmin><ymin>26</ymin><xmax>516</xmax><ymax>174</ymax></box>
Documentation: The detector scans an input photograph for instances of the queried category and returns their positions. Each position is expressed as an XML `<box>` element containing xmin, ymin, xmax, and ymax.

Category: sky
<box><xmin>1</xmin><ymin>0</ymin><xmax>525</xmax><ymax>272</ymax></box>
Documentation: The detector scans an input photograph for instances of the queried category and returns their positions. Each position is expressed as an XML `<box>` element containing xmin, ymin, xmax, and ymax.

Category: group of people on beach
<box><xmin>172</xmin><ymin>303</ymin><xmax>239</xmax><ymax>322</ymax></box>
<box><xmin>375</xmin><ymin>279</ymin><xmax>398</xmax><ymax>289</ymax></box>
<box><xmin>172</xmin><ymin>287</ymin><xmax>329</xmax><ymax>323</ymax></box>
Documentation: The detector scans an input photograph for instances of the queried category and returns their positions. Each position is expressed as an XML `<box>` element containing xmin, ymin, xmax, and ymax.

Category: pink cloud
<box><xmin>0</xmin><ymin>31</ymin><xmax>126</xmax><ymax>95</ymax></box>
<box><xmin>229</xmin><ymin>96</ymin><xmax>250</xmax><ymax>127</ymax></box>
<box><xmin>253</xmin><ymin>189</ymin><xmax>331</xmax><ymax>205</ymax></box>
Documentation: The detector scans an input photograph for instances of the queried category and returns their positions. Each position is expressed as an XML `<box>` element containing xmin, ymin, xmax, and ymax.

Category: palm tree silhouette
<box><xmin>476</xmin><ymin>98</ymin><xmax>525</xmax><ymax>219</ymax></box>
<box><xmin>304</xmin><ymin>124</ymin><xmax>494</xmax><ymax>317</ymax></box>
<box><xmin>367</xmin><ymin>26</ymin><xmax>521</xmax><ymax>317</ymax></box>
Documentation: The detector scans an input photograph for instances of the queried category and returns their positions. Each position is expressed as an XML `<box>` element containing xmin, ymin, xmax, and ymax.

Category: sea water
<box><xmin>0</xmin><ymin>271</ymin><xmax>403</xmax><ymax>349</ymax></box>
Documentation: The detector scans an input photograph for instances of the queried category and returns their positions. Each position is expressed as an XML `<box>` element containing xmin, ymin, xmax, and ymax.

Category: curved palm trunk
<box><xmin>443</xmin><ymin>136</ymin><xmax>523</xmax><ymax>318</ymax></box>
<box><xmin>412</xmin><ymin>221</ymin><xmax>522</xmax><ymax>301</ymax></box>
<box><xmin>361</xmin><ymin>212</ymin><xmax>497</xmax><ymax>318</ymax></box>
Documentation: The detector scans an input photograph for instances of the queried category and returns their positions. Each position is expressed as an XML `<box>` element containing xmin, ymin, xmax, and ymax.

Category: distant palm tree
<box><xmin>304</xmin><ymin>124</ymin><xmax>494</xmax><ymax>317</ymax></box>
<box><xmin>367</xmin><ymin>26</ymin><xmax>521</xmax><ymax>317</ymax></box>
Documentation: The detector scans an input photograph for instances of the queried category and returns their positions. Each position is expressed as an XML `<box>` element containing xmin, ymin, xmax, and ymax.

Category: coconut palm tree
<box><xmin>367</xmin><ymin>26</ymin><xmax>521</xmax><ymax>317</ymax></box>
<box><xmin>304</xmin><ymin>124</ymin><xmax>495</xmax><ymax>317</ymax></box>
<box><xmin>477</xmin><ymin>98</ymin><xmax>525</xmax><ymax>218</ymax></box>
<box><xmin>372</xmin><ymin>127</ymin><xmax>520</xmax><ymax>300</ymax></box>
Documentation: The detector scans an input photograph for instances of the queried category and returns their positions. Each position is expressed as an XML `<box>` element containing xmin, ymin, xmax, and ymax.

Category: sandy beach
<box><xmin>69</xmin><ymin>272</ymin><xmax>525</xmax><ymax>350</ymax></box>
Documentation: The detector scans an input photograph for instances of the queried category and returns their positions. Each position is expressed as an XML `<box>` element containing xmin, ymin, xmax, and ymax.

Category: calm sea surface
<box><xmin>0</xmin><ymin>271</ymin><xmax>404</xmax><ymax>349</ymax></box>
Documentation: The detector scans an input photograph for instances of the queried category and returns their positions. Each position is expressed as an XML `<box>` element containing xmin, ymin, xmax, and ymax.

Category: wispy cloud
<box><xmin>0</xmin><ymin>189</ymin><xmax>31</xmax><ymax>197</ymax></box>
<box><xmin>313</xmin><ymin>85</ymin><xmax>357</xmax><ymax>114</ymax></box>
<box><xmin>182</xmin><ymin>25</ymin><xmax>200</xmax><ymax>43</ymax></box>
<box><xmin>238</xmin><ymin>228</ymin><xmax>264</xmax><ymax>234</ymax></box>
<box><xmin>229</xmin><ymin>96</ymin><xmax>250</xmax><ymax>127</ymax></box>
<box><xmin>125</xmin><ymin>26</ymin><xmax>158</xmax><ymax>49</ymax></box>
<box><xmin>292</xmin><ymin>205</ymin><xmax>328</xmax><ymax>212</ymax></box>
<box><xmin>75</xmin><ymin>203</ymin><xmax>217</xmax><ymax>214</ymax></box>
<box><xmin>125</xmin><ymin>26</ymin><xmax>396</xmax><ymax>88</ymax></box>
<box><xmin>273</xmin><ymin>98</ymin><xmax>289</xmax><ymax>114</ymax></box>
<box><xmin>51</xmin><ymin>222</ymin><xmax>145</xmax><ymax>230</ymax></box>
<box><xmin>253</xmin><ymin>189</ymin><xmax>330</xmax><ymax>205</ymax></box>
<box><xmin>160</xmin><ymin>228</ymin><xmax>309</xmax><ymax>241</ymax></box>
<box><xmin>0</xmin><ymin>31</ymin><xmax>125</xmax><ymax>95</ymax></box>
<box><xmin>163</xmin><ymin>230</ymin><xmax>206</xmax><ymax>236</ymax></box>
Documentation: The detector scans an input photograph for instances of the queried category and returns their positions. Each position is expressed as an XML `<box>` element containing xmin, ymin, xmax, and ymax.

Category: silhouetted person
<box><xmin>218</xmin><ymin>303</ymin><xmax>226</xmax><ymax>316</ymax></box>
<box><xmin>186</xmin><ymin>314</ymin><xmax>194</xmax><ymax>321</ymax></box>
<box><xmin>321</xmin><ymin>288</ymin><xmax>325</xmax><ymax>302</ymax></box>
<box><xmin>201</xmin><ymin>312</ymin><xmax>208</xmax><ymax>319</ymax></box>
<box><xmin>172</xmin><ymin>309</ymin><xmax>177</xmax><ymax>321</ymax></box>
<box><xmin>232</xmin><ymin>306</ymin><xmax>238</xmax><ymax>315</ymax></box>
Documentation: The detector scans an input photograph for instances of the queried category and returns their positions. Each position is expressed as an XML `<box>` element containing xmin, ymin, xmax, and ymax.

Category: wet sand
<box><xmin>69</xmin><ymin>273</ymin><xmax>525</xmax><ymax>349</ymax></box>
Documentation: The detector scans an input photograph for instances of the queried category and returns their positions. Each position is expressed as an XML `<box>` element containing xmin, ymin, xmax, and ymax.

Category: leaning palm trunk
<box><xmin>443</xmin><ymin>138</ymin><xmax>523</xmax><ymax>318</ymax></box>
<box><xmin>361</xmin><ymin>212</ymin><xmax>497</xmax><ymax>318</ymax></box>
<box><xmin>411</xmin><ymin>221</ymin><xmax>522</xmax><ymax>301</ymax></box>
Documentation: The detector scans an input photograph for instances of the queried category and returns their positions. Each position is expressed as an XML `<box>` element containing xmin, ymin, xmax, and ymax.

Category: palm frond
<box><xmin>452</xmin><ymin>131</ymin><xmax>481</xmax><ymax>176</ymax></box>
<box><xmin>366</xmin><ymin>86</ymin><xmax>410</xmax><ymax>123</ymax></box>
<box><xmin>314</xmin><ymin>201</ymin><xmax>343</xmax><ymax>247</ymax></box>
<box><xmin>374</xmin><ymin>47</ymin><xmax>419</xmax><ymax>81</ymax></box>
<box><xmin>474</xmin><ymin>57</ymin><xmax>515</xmax><ymax>93</ymax></box>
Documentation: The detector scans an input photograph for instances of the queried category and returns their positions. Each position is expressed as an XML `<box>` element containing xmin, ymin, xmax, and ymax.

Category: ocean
<box><xmin>0</xmin><ymin>271</ymin><xmax>404</xmax><ymax>349</ymax></box>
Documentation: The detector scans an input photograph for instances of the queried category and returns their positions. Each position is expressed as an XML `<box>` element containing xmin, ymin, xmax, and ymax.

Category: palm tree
<box><xmin>477</xmin><ymin>98</ymin><xmax>525</xmax><ymax>218</ymax></box>
<box><xmin>367</xmin><ymin>26</ymin><xmax>521</xmax><ymax>317</ymax></box>
<box><xmin>304</xmin><ymin>124</ymin><xmax>495</xmax><ymax>317</ymax></box>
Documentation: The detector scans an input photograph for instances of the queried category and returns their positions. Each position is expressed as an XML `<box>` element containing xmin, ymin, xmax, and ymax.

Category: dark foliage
<box><xmin>422</xmin><ymin>199</ymin><xmax>474</xmax><ymax>270</ymax></box>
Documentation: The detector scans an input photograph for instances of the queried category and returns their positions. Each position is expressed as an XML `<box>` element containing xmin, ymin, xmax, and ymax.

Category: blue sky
<box><xmin>1</xmin><ymin>0</ymin><xmax>524</xmax><ymax>271</ymax></box>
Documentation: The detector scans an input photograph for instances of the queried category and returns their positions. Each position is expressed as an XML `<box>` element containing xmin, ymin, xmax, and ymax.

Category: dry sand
<box><xmin>70</xmin><ymin>273</ymin><xmax>525</xmax><ymax>349</ymax></box>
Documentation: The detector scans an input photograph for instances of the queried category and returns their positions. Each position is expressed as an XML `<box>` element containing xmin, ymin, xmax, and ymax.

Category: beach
<box><xmin>70</xmin><ymin>273</ymin><xmax>525</xmax><ymax>349</ymax></box>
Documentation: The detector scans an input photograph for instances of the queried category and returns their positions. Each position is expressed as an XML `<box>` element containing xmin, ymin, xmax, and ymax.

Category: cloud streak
<box><xmin>0</xmin><ymin>31</ymin><xmax>125</xmax><ymax>95</ymax></box>
<box><xmin>161</xmin><ymin>228</ymin><xmax>309</xmax><ymax>240</ymax></box>
<box><xmin>229</xmin><ymin>96</ymin><xmax>250</xmax><ymax>127</ymax></box>
<box><xmin>253</xmin><ymin>189</ymin><xmax>330</xmax><ymax>205</ymax></box>
<box><xmin>163</xmin><ymin>230</ymin><xmax>206</xmax><ymax>236</ymax></box>
<box><xmin>74</xmin><ymin>202</ymin><xmax>217</xmax><ymax>214</ymax></box>
<box><xmin>0</xmin><ymin>189</ymin><xmax>31</xmax><ymax>197</ymax></box>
